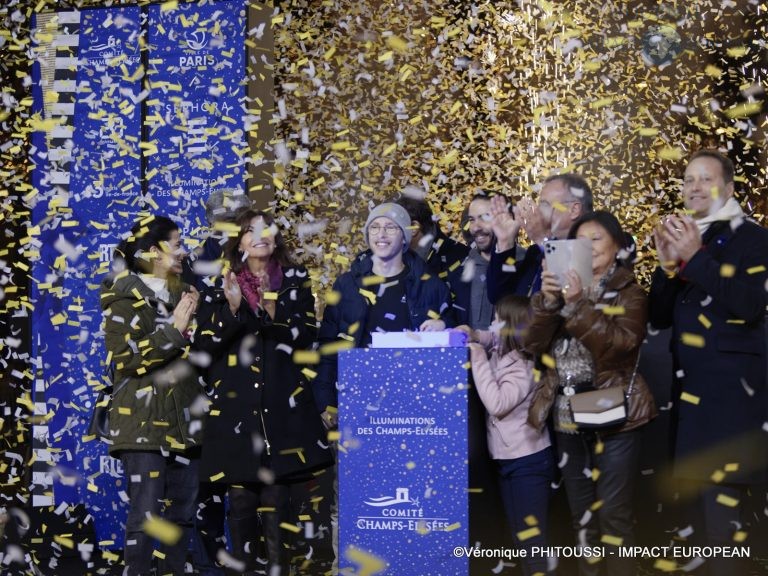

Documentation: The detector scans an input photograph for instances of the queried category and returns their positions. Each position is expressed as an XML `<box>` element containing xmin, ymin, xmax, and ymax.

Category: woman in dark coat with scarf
<box><xmin>194</xmin><ymin>209</ymin><xmax>332</xmax><ymax>574</ymax></box>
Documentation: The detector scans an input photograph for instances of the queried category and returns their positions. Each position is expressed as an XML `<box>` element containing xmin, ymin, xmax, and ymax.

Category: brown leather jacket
<box><xmin>525</xmin><ymin>266</ymin><xmax>657</xmax><ymax>433</ymax></box>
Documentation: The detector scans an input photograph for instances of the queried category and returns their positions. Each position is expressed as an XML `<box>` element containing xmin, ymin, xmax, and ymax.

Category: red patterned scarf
<box><xmin>236</xmin><ymin>260</ymin><xmax>283</xmax><ymax>310</ymax></box>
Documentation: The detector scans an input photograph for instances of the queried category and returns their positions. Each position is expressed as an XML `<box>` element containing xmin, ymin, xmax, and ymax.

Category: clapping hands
<box><xmin>223</xmin><ymin>270</ymin><xmax>242</xmax><ymax>315</ymax></box>
<box><xmin>653</xmin><ymin>214</ymin><xmax>702</xmax><ymax>270</ymax></box>
<box><xmin>173</xmin><ymin>288</ymin><xmax>199</xmax><ymax>334</ymax></box>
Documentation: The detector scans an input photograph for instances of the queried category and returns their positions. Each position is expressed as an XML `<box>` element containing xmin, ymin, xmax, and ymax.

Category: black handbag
<box><xmin>568</xmin><ymin>351</ymin><xmax>641</xmax><ymax>430</ymax></box>
<box><xmin>87</xmin><ymin>363</ymin><xmax>120</xmax><ymax>441</ymax></box>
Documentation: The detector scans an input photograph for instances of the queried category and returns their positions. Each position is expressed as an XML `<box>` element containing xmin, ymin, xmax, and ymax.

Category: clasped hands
<box><xmin>652</xmin><ymin>214</ymin><xmax>702</xmax><ymax>272</ymax></box>
<box><xmin>172</xmin><ymin>287</ymin><xmax>199</xmax><ymax>334</ymax></box>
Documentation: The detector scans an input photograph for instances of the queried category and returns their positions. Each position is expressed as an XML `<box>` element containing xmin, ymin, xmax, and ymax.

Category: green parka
<box><xmin>100</xmin><ymin>271</ymin><xmax>203</xmax><ymax>455</ymax></box>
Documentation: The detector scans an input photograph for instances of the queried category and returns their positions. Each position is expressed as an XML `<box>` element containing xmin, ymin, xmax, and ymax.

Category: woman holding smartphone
<box><xmin>524</xmin><ymin>211</ymin><xmax>656</xmax><ymax>576</ymax></box>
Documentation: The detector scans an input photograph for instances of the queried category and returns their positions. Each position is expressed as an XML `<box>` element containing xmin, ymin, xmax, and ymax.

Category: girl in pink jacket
<box><xmin>460</xmin><ymin>294</ymin><xmax>554</xmax><ymax>576</ymax></box>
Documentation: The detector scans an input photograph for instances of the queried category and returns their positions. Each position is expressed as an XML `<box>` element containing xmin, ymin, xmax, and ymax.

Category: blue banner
<box><xmin>31</xmin><ymin>6</ymin><xmax>143</xmax><ymax>545</ymax></box>
<box><xmin>145</xmin><ymin>0</ymin><xmax>247</xmax><ymax>234</ymax></box>
<box><xmin>338</xmin><ymin>347</ymin><xmax>469</xmax><ymax>575</ymax></box>
<box><xmin>30</xmin><ymin>0</ymin><xmax>248</xmax><ymax>546</ymax></box>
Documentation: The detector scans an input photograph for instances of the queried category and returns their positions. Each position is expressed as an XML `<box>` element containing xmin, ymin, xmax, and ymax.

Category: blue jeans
<box><xmin>497</xmin><ymin>446</ymin><xmax>555</xmax><ymax>576</ymax></box>
<box><xmin>120</xmin><ymin>450</ymin><xmax>200</xmax><ymax>576</ymax></box>
<box><xmin>556</xmin><ymin>430</ymin><xmax>641</xmax><ymax>576</ymax></box>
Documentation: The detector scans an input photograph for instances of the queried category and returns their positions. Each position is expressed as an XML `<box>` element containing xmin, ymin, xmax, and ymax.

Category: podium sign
<box><xmin>338</xmin><ymin>347</ymin><xmax>469</xmax><ymax>575</ymax></box>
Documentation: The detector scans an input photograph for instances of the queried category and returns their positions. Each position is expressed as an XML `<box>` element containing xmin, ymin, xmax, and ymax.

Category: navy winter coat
<box><xmin>313</xmin><ymin>250</ymin><xmax>454</xmax><ymax>411</ymax></box>
<box><xmin>649</xmin><ymin>218</ymin><xmax>768</xmax><ymax>484</ymax></box>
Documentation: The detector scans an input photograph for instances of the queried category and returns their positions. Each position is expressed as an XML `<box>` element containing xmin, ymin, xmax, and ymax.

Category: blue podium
<box><xmin>338</xmin><ymin>347</ymin><xmax>469</xmax><ymax>575</ymax></box>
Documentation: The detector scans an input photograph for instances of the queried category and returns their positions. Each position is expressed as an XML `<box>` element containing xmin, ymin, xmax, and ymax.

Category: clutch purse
<box><xmin>569</xmin><ymin>386</ymin><xmax>627</xmax><ymax>429</ymax></box>
<box><xmin>567</xmin><ymin>350</ymin><xmax>641</xmax><ymax>431</ymax></box>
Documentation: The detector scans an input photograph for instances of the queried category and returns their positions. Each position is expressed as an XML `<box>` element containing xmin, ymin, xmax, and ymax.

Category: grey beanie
<box><xmin>363</xmin><ymin>202</ymin><xmax>412</xmax><ymax>251</ymax></box>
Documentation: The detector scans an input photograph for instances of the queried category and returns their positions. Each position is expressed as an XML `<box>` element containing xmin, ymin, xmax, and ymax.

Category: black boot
<box><xmin>261</xmin><ymin>484</ymin><xmax>291</xmax><ymax>575</ymax></box>
<box><xmin>227</xmin><ymin>486</ymin><xmax>262</xmax><ymax>575</ymax></box>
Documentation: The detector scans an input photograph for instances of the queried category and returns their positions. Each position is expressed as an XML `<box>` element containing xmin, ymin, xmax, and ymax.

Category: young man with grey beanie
<box><xmin>313</xmin><ymin>201</ymin><xmax>454</xmax><ymax>428</ymax></box>
<box><xmin>312</xmin><ymin>202</ymin><xmax>454</xmax><ymax>571</ymax></box>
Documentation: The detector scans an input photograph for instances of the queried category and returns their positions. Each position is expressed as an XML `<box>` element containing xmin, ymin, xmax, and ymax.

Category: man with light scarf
<box><xmin>649</xmin><ymin>149</ymin><xmax>768</xmax><ymax>576</ymax></box>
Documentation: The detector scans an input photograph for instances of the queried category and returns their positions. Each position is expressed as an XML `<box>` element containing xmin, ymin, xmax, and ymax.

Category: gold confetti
<box><xmin>680</xmin><ymin>333</ymin><xmax>705</xmax><ymax>348</ymax></box>
<box><xmin>680</xmin><ymin>391</ymin><xmax>701</xmax><ymax>405</ymax></box>
<box><xmin>293</xmin><ymin>350</ymin><xmax>320</xmax><ymax>364</ymax></box>
<box><xmin>280</xmin><ymin>522</ymin><xmax>302</xmax><ymax>533</ymax></box>
<box><xmin>53</xmin><ymin>535</ymin><xmax>75</xmax><ymax>549</ymax></box>
<box><xmin>344</xmin><ymin>546</ymin><xmax>387</xmax><ymax>576</ymax></box>
<box><xmin>601</xmin><ymin>306</ymin><xmax>626</xmax><ymax>316</ymax></box>
<box><xmin>725</xmin><ymin>101</ymin><xmax>762</xmax><ymax>119</ymax></box>
<box><xmin>518</xmin><ymin>527</ymin><xmax>541</xmax><ymax>541</ymax></box>
<box><xmin>704</xmin><ymin>64</ymin><xmax>723</xmax><ymax>78</ymax></box>
<box><xmin>601</xmin><ymin>534</ymin><xmax>623</xmax><ymax>546</ymax></box>
<box><xmin>658</xmin><ymin>146</ymin><xmax>684</xmax><ymax>161</ymax></box>
<box><xmin>142</xmin><ymin>516</ymin><xmax>183</xmax><ymax>545</ymax></box>
<box><xmin>715</xmin><ymin>493</ymin><xmax>739</xmax><ymax>507</ymax></box>
<box><xmin>654</xmin><ymin>559</ymin><xmax>678</xmax><ymax>572</ymax></box>
<box><xmin>386</xmin><ymin>35</ymin><xmax>408</xmax><ymax>53</ymax></box>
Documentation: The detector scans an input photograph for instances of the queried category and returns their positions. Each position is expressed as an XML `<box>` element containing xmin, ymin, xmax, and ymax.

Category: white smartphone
<box><xmin>544</xmin><ymin>239</ymin><xmax>593</xmax><ymax>289</ymax></box>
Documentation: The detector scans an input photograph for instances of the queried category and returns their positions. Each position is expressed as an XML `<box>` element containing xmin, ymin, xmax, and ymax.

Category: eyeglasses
<box><xmin>368</xmin><ymin>224</ymin><xmax>401</xmax><ymax>235</ymax></box>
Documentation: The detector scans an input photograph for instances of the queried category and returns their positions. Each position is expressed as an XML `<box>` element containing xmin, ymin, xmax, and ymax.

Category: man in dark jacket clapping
<box><xmin>650</xmin><ymin>149</ymin><xmax>768</xmax><ymax>576</ymax></box>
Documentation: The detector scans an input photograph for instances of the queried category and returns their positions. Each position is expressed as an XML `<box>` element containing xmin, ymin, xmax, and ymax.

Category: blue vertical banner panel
<box><xmin>31</xmin><ymin>6</ymin><xmax>144</xmax><ymax>544</ymax></box>
<box><xmin>145</xmin><ymin>0</ymin><xmax>248</xmax><ymax>234</ymax></box>
<box><xmin>338</xmin><ymin>347</ymin><xmax>469</xmax><ymax>576</ymax></box>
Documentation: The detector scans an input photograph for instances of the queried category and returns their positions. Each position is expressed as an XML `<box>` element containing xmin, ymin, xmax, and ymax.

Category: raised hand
<box><xmin>419</xmin><ymin>318</ymin><xmax>446</xmax><ymax>332</ymax></box>
<box><xmin>561</xmin><ymin>269</ymin><xmax>583</xmax><ymax>305</ymax></box>
<box><xmin>667</xmin><ymin>215</ymin><xmax>702</xmax><ymax>263</ymax></box>
<box><xmin>517</xmin><ymin>196</ymin><xmax>548</xmax><ymax>245</ymax></box>
<box><xmin>540</xmin><ymin>269</ymin><xmax>563</xmax><ymax>307</ymax></box>
<box><xmin>490</xmin><ymin>194</ymin><xmax>521</xmax><ymax>252</ymax></box>
<box><xmin>223</xmin><ymin>270</ymin><xmax>242</xmax><ymax>316</ymax></box>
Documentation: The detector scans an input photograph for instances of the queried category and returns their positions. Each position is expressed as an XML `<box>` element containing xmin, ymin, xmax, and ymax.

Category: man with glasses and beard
<box><xmin>455</xmin><ymin>193</ymin><xmax>508</xmax><ymax>329</ymax></box>
<box><xmin>454</xmin><ymin>193</ymin><xmax>523</xmax><ymax>570</ymax></box>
